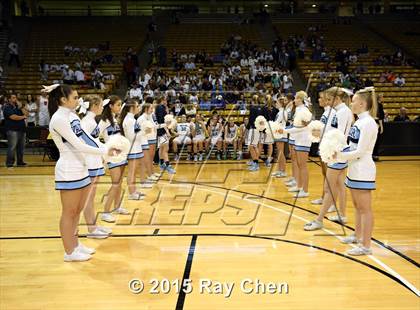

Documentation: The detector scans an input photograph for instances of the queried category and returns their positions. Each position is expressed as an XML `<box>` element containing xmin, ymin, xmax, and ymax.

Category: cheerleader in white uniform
<box><xmin>48</xmin><ymin>85</ymin><xmax>119</xmax><ymax>262</ymax></box>
<box><xmin>311</xmin><ymin>90</ymin><xmax>335</xmax><ymax>205</ymax></box>
<box><xmin>137</xmin><ymin>102</ymin><xmax>158</xmax><ymax>187</ymax></box>
<box><xmin>259</xmin><ymin>95</ymin><xmax>276</xmax><ymax>167</ymax></box>
<box><xmin>121</xmin><ymin>99</ymin><xmax>148</xmax><ymax>199</ymax></box>
<box><xmin>173</xmin><ymin>114</ymin><xmax>193</xmax><ymax>160</ymax></box>
<box><xmin>98</xmin><ymin>95</ymin><xmax>129</xmax><ymax>223</ymax></box>
<box><xmin>144</xmin><ymin>97</ymin><xmax>160</xmax><ymax>179</ymax></box>
<box><xmin>148</xmin><ymin>110</ymin><xmax>159</xmax><ymax>177</ymax></box>
<box><xmin>79</xmin><ymin>95</ymin><xmax>111</xmax><ymax>239</ymax></box>
<box><xmin>305</xmin><ymin>87</ymin><xmax>354</xmax><ymax>230</ymax></box>
<box><xmin>223</xmin><ymin>117</ymin><xmax>238</xmax><ymax>159</ymax></box>
<box><xmin>338</xmin><ymin>87</ymin><xmax>378</xmax><ymax>255</ymax></box>
<box><xmin>192</xmin><ymin>114</ymin><xmax>207</xmax><ymax>162</ymax></box>
<box><xmin>271</xmin><ymin>96</ymin><xmax>288</xmax><ymax>177</ymax></box>
<box><xmin>284</xmin><ymin>94</ymin><xmax>298</xmax><ymax>187</ymax></box>
<box><xmin>282</xmin><ymin>91</ymin><xmax>312</xmax><ymax>198</ymax></box>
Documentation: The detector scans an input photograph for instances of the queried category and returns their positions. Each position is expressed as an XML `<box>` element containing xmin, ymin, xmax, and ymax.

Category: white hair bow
<box><xmin>304</xmin><ymin>97</ymin><xmax>312</xmax><ymax>107</ymax></box>
<box><xmin>103</xmin><ymin>98</ymin><xmax>110</xmax><ymax>106</ymax></box>
<box><xmin>341</xmin><ymin>88</ymin><xmax>354</xmax><ymax>96</ymax></box>
<box><xmin>77</xmin><ymin>98</ymin><xmax>90</xmax><ymax>114</ymax></box>
<box><xmin>361</xmin><ymin>86</ymin><xmax>375</xmax><ymax>92</ymax></box>
<box><xmin>41</xmin><ymin>84</ymin><xmax>60</xmax><ymax>93</ymax></box>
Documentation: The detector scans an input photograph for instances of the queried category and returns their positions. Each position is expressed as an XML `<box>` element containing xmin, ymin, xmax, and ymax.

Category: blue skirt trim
<box><xmin>345</xmin><ymin>177</ymin><xmax>376</xmax><ymax>190</ymax></box>
<box><xmin>107</xmin><ymin>160</ymin><xmax>128</xmax><ymax>169</ymax></box>
<box><xmin>142</xmin><ymin>144</ymin><xmax>150</xmax><ymax>150</ymax></box>
<box><xmin>127</xmin><ymin>152</ymin><xmax>144</xmax><ymax>160</ymax></box>
<box><xmin>88</xmin><ymin>167</ymin><xmax>105</xmax><ymax>177</ymax></box>
<box><xmin>274</xmin><ymin>138</ymin><xmax>288</xmax><ymax>143</ymax></box>
<box><xmin>288</xmin><ymin>139</ymin><xmax>295</xmax><ymax>146</ymax></box>
<box><xmin>55</xmin><ymin>176</ymin><xmax>91</xmax><ymax>190</ymax></box>
<box><xmin>148</xmin><ymin>139</ymin><xmax>157</xmax><ymax>145</ymax></box>
<box><xmin>328</xmin><ymin>162</ymin><xmax>348</xmax><ymax>170</ymax></box>
<box><xmin>294</xmin><ymin>145</ymin><xmax>311</xmax><ymax>152</ymax></box>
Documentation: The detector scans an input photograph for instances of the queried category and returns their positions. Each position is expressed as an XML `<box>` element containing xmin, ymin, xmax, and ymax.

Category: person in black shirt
<box><xmin>247</xmin><ymin>95</ymin><xmax>263</xmax><ymax>171</ymax></box>
<box><xmin>4</xmin><ymin>94</ymin><xmax>28</xmax><ymax>167</ymax></box>
<box><xmin>393</xmin><ymin>107</ymin><xmax>410</xmax><ymax>122</ymax></box>
<box><xmin>260</xmin><ymin>95</ymin><xmax>279</xmax><ymax>166</ymax></box>
<box><xmin>155</xmin><ymin>96</ymin><xmax>176</xmax><ymax>174</ymax></box>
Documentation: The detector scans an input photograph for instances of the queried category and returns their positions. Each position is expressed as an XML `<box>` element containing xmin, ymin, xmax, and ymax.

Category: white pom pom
<box><xmin>164</xmin><ymin>114</ymin><xmax>177</xmax><ymax>130</ymax></box>
<box><xmin>140</xmin><ymin>120</ymin><xmax>155</xmax><ymax>136</ymax></box>
<box><xmin>308</xmin><ymin>120</ymin><xmax>325</xmax><ymax>143</ymax></box>
<box><xmin>267</xmin><ymin>121</ymin><xmax>284</xmax><ymax>139</ymax></box>
<box><xmin>104</xmin><ymin>135</ymin><xmax>131</xmax><ymax>163</ymax></box>
<box><xmin>293</xmin><ymin>109</ymin><xmax>312</xmax><ymax>127</ymax></box>
<box><xmin>319</xmin><ymin>129</ymin><xmax>347</xmax><ymax>164</ymax></box>
<box><xmin>255</xmin><ymin>115</ymin><xmax>268</xmax><ymax>131</ymax></box>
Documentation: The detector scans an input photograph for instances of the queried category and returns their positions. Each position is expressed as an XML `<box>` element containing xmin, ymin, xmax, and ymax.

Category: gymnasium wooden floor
<box><xmin>0</xmin><ymin>155</ymin><xmax>419</xmax><ymax>310</ymax></box>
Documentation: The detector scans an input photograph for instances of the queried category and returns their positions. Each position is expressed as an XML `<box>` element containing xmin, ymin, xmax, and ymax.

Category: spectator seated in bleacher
<box><xmin>199</xmin><ymin>94</ymin><xmax>212</xmax><ymax>111</ymax></box>
<box><xmin>393</xmin><ymin>107</ymin><xmax>411</xmax><ymax>122</ymax></box>
<box><xmin>393</xmin><ymin>74</ymin><xmax>406</xmax><ymax>87</ymax></box>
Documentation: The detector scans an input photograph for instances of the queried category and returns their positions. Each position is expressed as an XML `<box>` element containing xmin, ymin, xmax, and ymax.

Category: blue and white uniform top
<box><xmin>99</xmin><ymin>117</ymin><xmax>128</xmax><ymax>169</ymax></box>
<box><xmin>340</xmin><ymin>111</ymin><xmax>378</xmax><ymax>190</ymax></box>
<box><xmin>148</xmin><ymin>113</ymin><xmax>158</xmax><ymax>144</ymax></box>
<box><xmin>136</xmin><ymin>115</ymin><xmax>149</xmax><ymax>150</ymax></box>
<box><xmin>176</xmin><ymin>122</ymin><xmax>191</xmax><ymax>137</ymax></box>
<box><xmin>327</xmin><ymin>102</ymin><xmax>354</xmax><ymax>169</ymax></box>
<box><xmin>225</xmin><ymin>124</ymin><xmax>238</xmax><ymax>140</ymax></box>
<box><xmin>80</xmin><ymin>111</ymin><xmax>106</xmax><ymax>177</ymax></box>
<box><xmin>49</xmin><ymin>106</ymin><xmax>107</xmax><ymax>190</ymax></box>
<box><xmin>123</xmin><ymin>112</ymin><xmax>144</xmax><ymax>160</ymax></box>
<box><xmin>273</xmin><ymin>107</ymin><xmax>288</xmax><ymax>142</ymax></box>
<box><xmin>285</xmin><ymin>105</ymin><xmax>295</xmax><ymax>145</ymax></box>
<box><xmin>319</xmin><ymin>106</ymin><xmax>336</xmax><ymax>135</ymax></box>
<box><xmin>284</xmin><ymin>105</ymin><xmax>312</xmax><ymax>152</ymax></box>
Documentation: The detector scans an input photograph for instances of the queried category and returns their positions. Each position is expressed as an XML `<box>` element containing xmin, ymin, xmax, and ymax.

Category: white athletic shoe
<box><xmin>194</xmin><ymin>155</ymin><xmax>198</xmax><ymax>162</ymax></box>
<box><xmin>64</xmin><ymin>249</ymin><xmax>91</xmax><ymax>262</ymax></box>
<box><xmin>76</xmin><ymin>242</ymin><xmax>96</xmax><ymax>255</ymax></box>
<box><xmin>276</xmin><ymin>171</ymin><xmax>287</xmax><ymax>178</ymax></box>
<box><xmin>139</xmin><ymin>182</ymin><xmax>153</xmax><ymax>189</ymax></box>
<box><xmin>311</xmin><ymin>198</ymin><xmax>323</xmax><ymax>205</ymax></box>
<box><xmin>86</xmin><ymin>228</ymin><xmax>109</xmax><ymax>239</ymax></box>
<box><xmin>285</xmin><ymin>181</ymin><xmax>297</xmax><ymax>188</ymax></box>
<box><xmin>327</xmin><ymin>205</ymin><xmax>336</xmax><ymax>213</ymax></box>
<box><xmin>114</xmin><ymin>207</ymin><xmax>130</xmax><ymax>215</ymax></box>
<box><xmin>271</xmin><ymin>171</ymin><xmax>282</xmax><ymax>177</ymax></box>
<box><xmin>304</xmin><ymin>220</ymin><xmax>323</xmax><ymax>231</ymax></box>
<box><xmin>346</xmin><ymin>246</ymin><xmax>372</xmax><ymax>256</ymax></box>
<box><xmin>148</xmin><ymin>175</ymin><xmax>159</xmax><ymax>181</ymax></box>
<box><xmin>293</xmin><ymin>190</ymin><xmax>309</xmax><ymax>198</ymax></box>
<box><xmin>101</xmin><ymin>213</ymin><xmax>116</xmax><ymax>223</ymax></box>
<box><xmin>128</xmin><ymin>192</ymin><xmax>145</xmax><ymax>200</ymax></box>
<box><xmin>328</xmin><ymin>215</ymin><xmax>348</xmax><ymax>224</ymax></box>
<box><xmin>199</xmin><ymin>154</ymin><xmax>203</xmax><ymax>161</ymax></box>
<box><xmin>288</xmin><ymin>186</ymin><xmax>300</xmax><ymax>192</ymax></box>
<box><xmin>153</xmin><ymin>172</ymin><xmax>161</xmax><ymax>177</ymax></box>
<box><xmin>97</xmin><ymin>226</ymin><xmax>112</xmax><ymax>234</ymax></box>
<box><xmin>284</xmin><ymin>177</ymin><xmax>295</xmax><ymax>183</ymax></box>
<box><xmin>340</xmin><ymin>235</ymin><xmax>359</xmax><ymax>244</ymax></box>
<box><xmin>247</xmin><ymin>160</ymin><xmax>253</xmax><ymax>166</ymax></box>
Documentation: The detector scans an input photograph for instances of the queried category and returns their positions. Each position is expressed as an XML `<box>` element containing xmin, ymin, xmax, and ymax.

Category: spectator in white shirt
<box><xmin>185</xmin><ymin>61</ymin><xmax>196</xmax><ymax>70</ymax></box>
<box><xmin>75</xmin><ymin>69</ymin><xmax>85</xmax><ymax>84</ymax></box>
<box><xmin>129</xmin><ymin>83</ymin><xmax>143</xmax><ymax>99</ymax></box>
<box><xmin>8</xmin><ymin>41</ymin><xmax>20</xmax><ymax>67</ymax></box>
<box><xmin>62</xmin><ymin>67</ymin><xmax>75</xmax><ymax>84</ymax></box>
<box><xmin>240</xmin><ymin>58</ymin><xmax>249</xmax><ymax>67</ymax></box>
<box><xmin>394</xmin><ymin>74</ymin><xmax>406</xmax><ymax>87</ymax></box>
<box><xmin>25</xmin><ymin>94</ymin><xmax>38</xmax><ymax>126</ymax></box>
